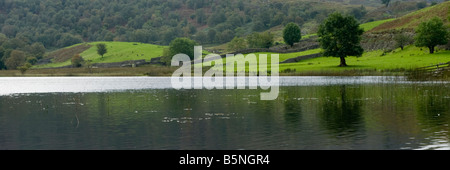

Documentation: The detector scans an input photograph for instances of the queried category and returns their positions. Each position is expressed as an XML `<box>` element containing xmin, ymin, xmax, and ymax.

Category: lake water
<box><xmin>0</xmin><ymin>76</ymin><xmax>449</xmax><ymax>150</ymax></box>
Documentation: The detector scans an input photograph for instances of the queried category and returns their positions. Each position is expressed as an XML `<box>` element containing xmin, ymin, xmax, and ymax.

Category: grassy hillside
<box><xmin>206</xmin><ymin>45</ymin><xmax>450</xmax><ymax>74</ymax></box>
<box><xmin>370</xmin><ymin>1</ymin><xmax>450</xmax><ymax>32</ymax></box>
<box><xmin>35</xmin><ymin>42</ymin><xmax>166</xmax><ymax>68</ymax></box>
<box><xmin>79</xmin><ymin>42</ymin><xmax>165</xmax><ymax>63</ymax></box>
<box><xmin>360</xmin><ymin>18</ymin><xmax>396</xmax><ymax>31</ymax></box>
<box><xmin>279</xmin><ymin>46</ymin><xmax>450</xmax><ymax>73</ymax></box>
<box><xmin>30</xmin><ymin>2</ymin><xmax>450</xmax><ymax>75</ymax></box>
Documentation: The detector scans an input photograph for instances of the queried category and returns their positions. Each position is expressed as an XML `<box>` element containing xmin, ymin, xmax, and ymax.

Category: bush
<box><xmin>5</xmin><ymin>50</ymin><xmax>26</xmax><ymax>70</ymax></box>
<box><xmin>17</xmin><ymin>63</ymin><xmax>32</xmax><ymax>75</ymax></box>
<box><xmin>161</xmin><ymin>37</ymin><xmax>198</xmax><ymax>65</ymax></box>
<box><xmin>71</xmin><ymin>54</ymin><xmax>84</xmax><ymax>68</ymax></box>
<box><xmin>227</xmin><ymin>37</ymin><xmax>247</xmax><ymax>52</ymax></box>
<box><xmin>247</xmin><ymin>32</ymin><xmax>274</xmax><ymax>48</ymax></box>
<box><xmin>26</xmin><ymin>57</ymin><xmax>38</xmax><ymax>65</ymax></box>
<box><xmin>394</xmin><ymin>33</ymin><xmax>413</xmax><ymax>50</ymax></box>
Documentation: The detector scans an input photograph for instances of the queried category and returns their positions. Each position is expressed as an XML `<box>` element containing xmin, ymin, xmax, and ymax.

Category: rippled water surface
<box><xmin>0</xmin><ymin>77</ymin><xmax>449</xmax><ymax>150</ymax></box>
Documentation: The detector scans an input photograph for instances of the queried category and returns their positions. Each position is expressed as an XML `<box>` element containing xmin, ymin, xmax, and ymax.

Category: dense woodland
<box><xmin>0</xmin><ymin>0</ymin><xmax>445</xmax><ymax>70</ymax></box>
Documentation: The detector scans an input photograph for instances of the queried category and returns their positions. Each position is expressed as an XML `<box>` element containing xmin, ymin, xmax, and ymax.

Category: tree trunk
<box><xmin>429</xmin><ymin>46</ymin><xmax>435</xmax><ymax>54</ymax></box>
<box><xmin>339</xmin><ymin>57</ymin><xmax>348</xmax><ymax>67</ymax></box>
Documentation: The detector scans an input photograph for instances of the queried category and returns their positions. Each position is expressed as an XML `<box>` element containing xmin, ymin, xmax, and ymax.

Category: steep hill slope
<box><xmin>369</xmin><ymin>1</ymin><xmax>450</xmax><ymax>33</ymax></box>
<box><xmin>35</xmin><ymin>42</ymin><xmax>165</xmax><ymax>68</ymax></box>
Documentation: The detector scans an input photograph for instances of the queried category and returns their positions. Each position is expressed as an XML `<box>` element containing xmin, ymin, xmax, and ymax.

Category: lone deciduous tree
<box><xmin>394</xmin><ymin>32</ymin><xmax>413</xmax><ymax>50</ymax></box>
<box><xmin>283</xmin><ymin>22</ymin><xmax>302</xmax><ymax>47</ymax></box>
<box><xmin>414</xmin><ymin>17</ymin><xmax>449</xmax><ymax>54</ymax></box>
<box><xmin>96</xmin><ymin>43</ymin><xmax>107</xmax><ymax>58</ymax></box>
<box><xmin>161</xmin><ymin>37</ymin><xmax>198</xmax><ymax>65</ymax></box>
<box><xmin>318</xmin><ymin>12</ymin><xmax>364</xmax><ymax>67</ymax></box>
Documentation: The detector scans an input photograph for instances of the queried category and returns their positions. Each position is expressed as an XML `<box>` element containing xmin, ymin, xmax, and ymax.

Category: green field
<box><xmin>279</xmin><ymin>46</ymin><xmax>450</xmax><ymax>72</ymax></box>
<box><xmin>35</xmin><ymin>42</ymin><xmax>166</xmax><ymax>68</ymax></box>
<box><xmin>359</xmin><ymin>18</ymin><xmax>396</xmax><ymax>31</ymax></box>
<box><xmin>200</xmin><ymin>45</ymin><xmax>450</xmax><ymax>74</ymax></box>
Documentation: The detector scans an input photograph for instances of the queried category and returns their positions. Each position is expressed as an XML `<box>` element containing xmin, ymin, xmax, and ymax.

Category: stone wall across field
<box><xmin>361</xmin><ymin>29</ymin><xmax>415</xmax><ymax>51</ymax></box>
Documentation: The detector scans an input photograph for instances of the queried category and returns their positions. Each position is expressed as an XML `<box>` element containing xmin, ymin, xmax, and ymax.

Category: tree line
<box><xmin>0</xmin><ymin>0</ymin><xmax>369</xmax><ymax>49</ymax></box>
<box><xmin>0</xmin><ymin>0</ymin><xmax>363</xmax><ymax>70</ymax></box>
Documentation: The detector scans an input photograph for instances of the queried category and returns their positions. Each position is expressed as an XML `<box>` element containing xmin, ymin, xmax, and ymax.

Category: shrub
<box><xmin>71</xmin><ymin>54</ymin><xmax>84</xmax><ymax>68</ymax></box>
<box><xmin>227</xmin><ymin>37</ymin><xmax>247</xmax><ymax>52</ymax></box>
<box><xmin>247</xmin><ymin>32</ymin><xmax>274</xmax><ymax>48</ymax></box>
<box><xmin>17</xmin><ymin>63</ymin><xmax>32</xmax><ymax>75</ymax></box>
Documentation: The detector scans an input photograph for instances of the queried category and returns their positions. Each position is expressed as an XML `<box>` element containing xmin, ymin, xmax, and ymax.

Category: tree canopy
<box><xmin>96</xmin><ymin>43</ymin><xmax>108</xmax><ymax>58</ymax></box>
<box><xmin>164</xmin><ymin>37</ymin><xmax>198</xmax><ymax>64</ymax></box>
<box><xmin>247</xmin><ymin>32</ymin><xmax>274</xmax><ymax>49</ymax></box>
<box><xmin>414</xmin><ymin>17</ymin><xmax>449</xmax><ymax>54</ymax></box>
<box><xmin>0</xmin><ymin>0</ymin><xmax>365</xmax><ymax>48</ymax></box>
<box><xmin>318</xmin><ymin>12</ymin><xmax>364</xmax><ymax>67</ymax></box>
<box><xmin>227</xmin><ymin>37</ymin><xmax>247</xmax><ymax>52</ymax></box>
<box><xmin>394</xmin><ymin>32</ymin><xmax>412</xmax><ymax>51</ymax></box>
<box><xmin>283</xmin><ymin>22</ymin><xmax>302</xmax><ymax>47</ymax></box>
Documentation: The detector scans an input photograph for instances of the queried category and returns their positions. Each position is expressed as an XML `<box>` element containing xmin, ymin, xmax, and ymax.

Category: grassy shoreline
<box><xmin>0</xmin><ymin>66</ymin><xmax>405</xmax><ymax>77</ymax></box>
<box><xmin>4</xmin><ymin>45</ymin><xmax>448</xmax><ymax>78</ymax></box>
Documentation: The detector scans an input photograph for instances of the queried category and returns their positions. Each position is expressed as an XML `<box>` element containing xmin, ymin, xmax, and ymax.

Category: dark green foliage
<box><xmin>217</xmin><ymin>29</ymin><xmax>235</xmax><ymax>43</ymax></box>
<box><xmin>18</xmin><ymin>63</ymin><xmax>32</xmax><ymax>75</ymax></box>
<box><xmin>318</xmin><ymin>12</ymin><xmax>364</xmax><ymax>67</ymax></box>
<box><xmin>227</xmin><ymin>37</ymin><xmax>247</xmax><ymax>51</ymax></box>
<box><xmin>26</xmin><ymin>56</ymin><xmax>38</xmax><ymax>65</ymax></box>
<box><xmin>0</xmin><ymin>46</ymin><xmax>5</xmax><ymax>69</ymax></box>
<box><xmin>416</xmin><ymin>1</ymin><xmax>427</xmax><ymax>9</ymax></box>
<box><xmin>56</xmin><ymin>34</ymin><xmax>83</xmax><ymax>48</ymax></box>
<box><xmin>1</xmin><ymin>25</ymin><xmax>17</xmax><ymax>38</ymax></box>
<box><xmin>207</xmin><ymin>29</ymin><xmax>217</xmax><ymax>44</ymax></box>
<box><xmin>247</xmin><ymin>32</ymin><xmax>274</xmax><ymax>49</ymax></box>
<box><xmin>208</xmin><ymin>10</ymin><xmax>227</xmax><ymax>27</ymax></box>
<box><xmin>5</xmin><ymin>50</ymin><xmax>26</xmax><ymax>70</ymax></box>
<box><xmin>0</xmin><ymin>33</ymin><xmax>47</xmax><ymax>70</ymax></box>
<box><xmin>414</xmin><ymin>17</ymin><xmax>449</xmax><ymax>54</ymax></box>
<box><xmin>0</xmin><ymin>0</ymin><xmax>362</xmax><ymax>48</ymax></box>
<box><xmin>349</xmin><ymin>5</ymin><xmax>367</xmax><ymax>20</ymax></box>
<box><xmin>29</xmin><ymin>42</ymin><xmax>46</xmax><ymax>59</ymax></box>
<box><xmin>131</xmin><ymin>29</ymin><xmax>151</xmax><ymax>43</ymax></box>
<box><xmin>162</xmin><ymin>38</ymin><xmax>198</xmax><ymax>65</ymax></box>
<box><xmin>96</xmin><ymin>43</ymin><xmax>107</xmax><ymax>58</ymax></box>
<box><xmin>283</xmin><ymin>22</ymin><xmax>302</xmax><ymax>47</ymax></box>
<box><xmin>195</xmin><ymin>9</ymin><xmax>207</xmax><ymax>24</ymax></box>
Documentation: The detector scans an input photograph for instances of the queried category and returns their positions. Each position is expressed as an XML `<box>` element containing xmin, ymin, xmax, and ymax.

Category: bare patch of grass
<box><xmin>46</xmin><ymin>44</ymin><xmax>92</xmax><ymax>63</ymax></box>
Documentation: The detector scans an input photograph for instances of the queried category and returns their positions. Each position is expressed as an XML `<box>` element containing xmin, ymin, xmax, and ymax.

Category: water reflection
<box><xmin>319</xmin><ymin>85</ymin><xmax>364</xmax><ymax>136</ymax></box>
<box><xmin>414</xmin><ymin>86</ymin><xmax>450</xmax><ymax>150</ymax></box>
<box><xmin>1</xmin><ymin>78</ymin><xmax>450</xmax><ymax>150</ymax></box>
<box><xmin>283</xmin><ymin>94</ymin><xmax>302</xmax><ymax>128</ymax></box>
